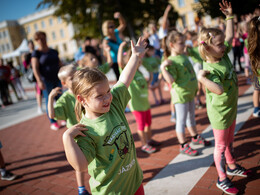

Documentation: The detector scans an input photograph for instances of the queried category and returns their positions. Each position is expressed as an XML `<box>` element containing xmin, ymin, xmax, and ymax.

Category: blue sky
<box><xmin>0</xmin><ymin>0</ymin><xmax>48</xmax><ymax>22</ymax></box>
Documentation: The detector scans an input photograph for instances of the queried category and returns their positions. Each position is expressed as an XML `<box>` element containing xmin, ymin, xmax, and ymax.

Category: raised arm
<box><xmin>119</xmin><ymin>37</ymin><xmax>147</xmax><ymax>88</ymax></box>
<box><xmin>114</xmin><ymin>12</ymin><xmax>126</xmax><ymax>33</ymax></box>
<box><xmin>117</xmin><ymin>41</ymin><xmax>127</xmax><ymax>69</ymax></box>
<box><xmin>102</xmin><ymin>41</ymin><xmax>113</xmax><ymax>67</ymax></box>
<box><xmin>219</xmin><ymin>0</ymin><xmax>234</xmax><ymax>44</ymax></box>
<box><xmin>161</xmin><ymin>4</ymin><xmax>172</xmax><ymax>30</ymax></box>
<box><xmin>63</xmin><ymin>124</ymin><xmax>88</xmax><ymax>172</ymax></box>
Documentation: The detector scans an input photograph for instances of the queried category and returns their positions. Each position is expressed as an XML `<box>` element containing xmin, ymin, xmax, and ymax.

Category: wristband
<box><xmin>225</xmin><ymin>16</ymin><xmax>234</xmax><ymax>21</ymax></box>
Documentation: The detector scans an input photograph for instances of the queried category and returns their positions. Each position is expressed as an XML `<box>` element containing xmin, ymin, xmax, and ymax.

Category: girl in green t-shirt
<box><xmin>160</xmin><ymin>30</ymin><xmax>211</xmax><ymax>157</ymax></box>
<box><xmin>62</xmin><ymin>37</ymin><xmax>147</xmax><ymax>195</ymax></box>
<box><xmin>197</xmin><ymin>1</ymin><xmax>251</xmax><ymax>195</ymax></box>
<box><xmin>248</xmin><ymin>16</ymin><xmax>260</xmax><ymax>118</ymax></box>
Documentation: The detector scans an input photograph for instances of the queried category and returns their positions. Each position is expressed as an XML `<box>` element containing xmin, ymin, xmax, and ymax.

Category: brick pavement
<box><xmin>0</xmin><ymin>75</ymin><xmax>259</xmax><ymax>195</ymax></box>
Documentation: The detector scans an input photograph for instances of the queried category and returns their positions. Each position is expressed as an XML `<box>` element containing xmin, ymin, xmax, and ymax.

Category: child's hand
<box><xmin>119</xmin><ymin>41</ymin><xmax>128</xmax><ymax>48</ymax></box>
<box><xmin>160</xmin><ymin>59</ymin><xmax>172</xmax><ymax>69</ymax></box>
<box><xmin>103</xmin><ymin>42</ymin><xmax>111</xmax><ymax>53</ymax></box>
<box><xmin>219</xmin><ymin>0</ymin><xmax>232</xmax><ymax>16</ymax></box>
<box><xmin>130</xmin><ymin>37</ymin><xmax>148</xmax><ymax>58</ymax></box>
<box><xmin>114</xmin><ymin>12</ymin><xmax>121</xmax><ymax>19</ymax></box>
<box><xmin>64</xmin><ymin>124</ymin><xmax>88</xmax><ymax>139</ymax></box>
<box><xmin>165</xmin><ymin>4</ymin><xmax>172</xmax><ymax>13</ymax></box>
<box><xmin>49</xmin><ymin>87</ymin><xmax>62</xmax><ymax>98</ymax></box>
<box><xmin>197</xmin><ymin>70</ymin><xmax>210</xmax><ymax>82</ymax></box>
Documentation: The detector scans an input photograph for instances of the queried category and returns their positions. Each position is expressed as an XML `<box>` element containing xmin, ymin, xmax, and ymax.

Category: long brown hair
<box><xmin>72</xmin><ymin>67</ymin><xmax>108</xmax><ymax>122</ymax></box>
<box><xmin>248</xmin><ymin>16</ymin><xmax>260</xmax><ymax>76</ymax></box>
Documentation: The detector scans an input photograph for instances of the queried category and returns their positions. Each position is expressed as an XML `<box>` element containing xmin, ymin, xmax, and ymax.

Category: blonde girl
<box><xmin>160</xmin><ymin>30</ymin><xmax>211</xmax><ymax>157</ymax></box>
<box><xmin>62</xmin><ymin>37</ymin><xmax>147</xmax><ymax>195</ymax></box>
<box><xmin>197</xmin><ymin>1</ymin><xmax>251</xmax><ymax>194</ymax></box>
<box><xmin>248</xmin><ymin>16</ymin><xmax>260</xmax><ymax>117</ymax></box>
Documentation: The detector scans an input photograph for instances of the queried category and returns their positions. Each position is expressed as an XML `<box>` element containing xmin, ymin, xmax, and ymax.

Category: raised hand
<box><xmin>130</xmin><ymin>37</ymin><xmax>148</xmax><ymax>57</ymax></box>
<box><xmin>64</xmin><ymin>124</ymin><xmax>87</xmax><ymax>139</ymax></box>
<box><xmin>219</xmin><ymin>0</ymin><xmax>232</xmax><ymax>16</ymax></box>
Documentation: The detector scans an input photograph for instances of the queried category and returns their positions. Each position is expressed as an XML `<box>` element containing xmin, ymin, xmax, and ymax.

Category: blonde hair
<box><xmin>72</xmin><ymin>67</ymin><xmax>108</xmax><ymax>121</ymax></box>
<box><xmin>248</xmin><ymin>16</ymin><xmax>260</xmax><ymax>76</ymax></box>
<box><xmin>162</xmin><ymin>30</ymin><xmax>184</xmax><ymax>59</ymax></box>
<box><xmin>102</xmin><ymin>20</ymin><xmax>114</xmax><ymax>36</ymax></box>
<box><xmin>198</xmin><ymin>27</ymin><xmax>224</xmax><ymax>61</ymax></box>
<box><xmin>58</xmin><ymin>64</ymin><xmax>76</xmax><ymax>81</ymax></box>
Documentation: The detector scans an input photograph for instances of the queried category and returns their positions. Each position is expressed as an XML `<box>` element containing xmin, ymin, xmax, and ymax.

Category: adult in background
<box><xmin>31</xmin><ymin>31</ymin><xmax>63</xmax><ymax>130</ymax></box>
<box><xmin>102</xmin><ymin>12</ymin><xmax>126</xmax><ymax>81</ymax></box>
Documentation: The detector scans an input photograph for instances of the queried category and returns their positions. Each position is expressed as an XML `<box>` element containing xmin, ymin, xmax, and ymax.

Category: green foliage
<box><xmin>196</xmin><ymin>0</ymin><xmax>259</xmax><ymax>19</ymax></box>
<box><xmin>37</xmin><ymin>0</ymin><xmax>178</xmax><ymax>40</ymax></box>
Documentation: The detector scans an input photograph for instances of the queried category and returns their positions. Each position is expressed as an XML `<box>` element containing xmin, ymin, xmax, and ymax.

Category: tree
<box><xmin>195</xmin><ymin>0</ymin><xmax>259</xmax><ymax>20</ymax></box>
<box><xmin>37</xmin><ymin>0</ymin><xmax>178</xmax><ymax>40</ymax></box>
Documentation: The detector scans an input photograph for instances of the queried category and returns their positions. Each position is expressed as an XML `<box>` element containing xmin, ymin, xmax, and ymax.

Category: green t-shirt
<box><xmin>75</xmin><ymin>82</ymin><xmax>143</xmax><ymax>195</ymax></box>
<box><xmin>128</xmin><ymin>70</ymin><xmax>150</xmax><ymax>111</ymax></box>
<box><xmin>142</xmin><ymin>56</ymin><xmax>161</xmax><ymax>73</ymax></box>
<box><xmin>203</xmin><ymin>41</ymin><xmax>238</xmax><ymax>130</ymax></box>
<box><xmin>98</xmin><ymin>62</ymin><xmax>110</xmax><ymax>74</ymax></box>
<box><xmin>54</xmin><ymin>90</ymin><xmax>77</xmax><ymax>128</ymax></box>
<box><xmin>166</xmin><ymin>54</ymin><xmax>198</xmax><ymax>104</ymax></box>
<box><xmin>187</xmin><ymin>46</ymin><xmax>203</xmax><ymax>64</ymax></box>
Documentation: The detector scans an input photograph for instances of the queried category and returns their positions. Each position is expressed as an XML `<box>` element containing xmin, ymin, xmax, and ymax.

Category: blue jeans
<box><xmin>42</xmin><ymin>79</ymin><xmax>62</xmax><ymax>124</ymax></box>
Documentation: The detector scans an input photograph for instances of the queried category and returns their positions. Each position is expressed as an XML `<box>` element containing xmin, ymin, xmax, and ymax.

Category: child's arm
<box><xmin>197</xmin><ymin>70</ymin><xmax>224</xmax><ymax>95</ymax></box>
<box><xmin>117</xmin><ymin>41</ymin><xmax>127</xmax><ymax>69</ymax></box>
<box><xmin>119</xmin><ymin>37</ymin><xmax>147</xmax><ymax>88</ymax></box>
<box><xmin>63</xmin><ymin>124</ymin><xmax>88</xmax><ymax>172</ymax></box>
<box><xmin>219</xmin><ymin>0</ymin><xmax>234</xmax><ymax>44</ymax></box>
<box><xmin>160</xmin><ymin>59</ymin><xmax>175</xmax><ymax>85</ymax></box>
<box><xmin>48</xmin><ymin>87</ymin><xmax>62</xmax><ymax>119</ymax></box>
<box><xmin>161</xmin><ymin>5</ymin><xmax>172</xmax><ymax>30</ymax></box>
<box><xmin>103</xmin><ymin>41</ymin><xmax>113</xmax><ymax>67</ymax></box>
<box><xmin>114</xmin><ymin>12</ymin><xmax>126</xmax><ymax>33</ymax></box>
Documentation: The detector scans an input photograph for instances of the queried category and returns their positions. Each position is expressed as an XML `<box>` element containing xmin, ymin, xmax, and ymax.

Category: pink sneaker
<box><xmin>60</xmin><ymin>120</ymin><xmax>67</xmax><ymax>127</ymax></box>
<box><xmin>50</xmin><ymin>122</ymin><xmax>60</xmax><ymax>131</ymax></box>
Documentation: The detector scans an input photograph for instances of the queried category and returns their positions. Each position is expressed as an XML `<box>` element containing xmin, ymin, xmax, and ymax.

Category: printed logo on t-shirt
<box><xmin>103</xmin><ymin>122</ymin><xmax>133</xmax><ymax>159</ymax></box>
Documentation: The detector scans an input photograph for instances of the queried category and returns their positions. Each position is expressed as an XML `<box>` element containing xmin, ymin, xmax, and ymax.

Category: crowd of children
<box><xmin>1</xmin><ymin>1</ymin><xmax>259</xmax><ymax>195</ymax></box>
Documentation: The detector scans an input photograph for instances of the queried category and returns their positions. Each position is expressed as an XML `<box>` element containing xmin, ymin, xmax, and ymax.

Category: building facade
<box><xmin>19</xmin><ymin>7</ymin><xmax>78</xmax><ymax>61</ymax></box>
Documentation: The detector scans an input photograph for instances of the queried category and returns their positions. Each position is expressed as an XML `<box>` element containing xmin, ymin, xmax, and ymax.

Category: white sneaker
<box><xmin>253</xmin><ymin>111</ymin><xmax>260</xmax><ymax>118</ymax></box>
<box><xmin>50</xmin><ymin>123</ymin><xmax>60</xmax><ymax>131</ymax></box>
<box><xmin>37</xmin><ymin>107</ymin><xmax>44</xmax><ymax>114</ymax></box>
<box><xmin>60</xmin><ymin>120</ymin><xmax>67</xmax><ymax>127</ymax></box>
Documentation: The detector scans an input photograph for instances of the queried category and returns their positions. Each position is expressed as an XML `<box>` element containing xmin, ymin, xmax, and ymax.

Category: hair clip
<box><xmin>200</xmin><ymin>41</ymin><xmax>205</xmax><ymax>44</ymax></box>
<box><xmin>208</xmin><ymin>32</ymin><xmax>214</xmax><ymax>38</ymax></box>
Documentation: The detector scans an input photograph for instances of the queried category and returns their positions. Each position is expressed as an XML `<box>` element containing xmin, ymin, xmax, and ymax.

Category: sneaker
<box><xmin>37</xmin><ymin>107</ymin><xmax>44</xmax><ymax>114</ymax></box>
<box><xmin>60</xmin><ymin>120</ymin><xmax>67</xmax><ymax>127</ymax></box>
<box><xmin>141</xmin><ymin>144</ymin><xmax>156</xmax><ymax>154</ymax></box>
<box><xmin>227</xmin><ymin>164</ymin><xmax>252</xmax><ymax>177</ymax></box>
<box><xmin>148</xmin><ymin>139</ymin><xmax>161</xmax><ymax>147</ymax></box>
<box><xmin>124</xmin><ymin>107</ymin><xmax>131</xmax><ymax>113</ymax></box>
<box><xmin>192</xmin><ymin>135</ymin><xmax>211</xmax><ymax>146</ymax></box>
<box><xmin>50</xmin><ymin>122</ymin><xmax>60</xmax><ymax>131</ymax></box>
<box><xmin>216</xmin><ymin>177</ymin><xmax>239</xmax><ymax>195</ymax></box>
<box><xmin>170</xmin><ymin>114</ymin><xmax>176</xmax><ymax>123</ymax></box>
<box><xmin>253</xmin><ymin>110</ymin><xmax>260</xmax><ymax>118</ymax></box>
<box><xmin>1</xmin><ymin>171</ymin><xmax>17</xmax><ymax>181</ymax></box>
<box><xmin>180</xmin><ymin>143</ymin><xmax>198</xmax><ymax>156</ymax></box>
<box><xmin>79</xmin><ymin>190</ymin><xmax>90</xmax><ymax>195</ymax></box>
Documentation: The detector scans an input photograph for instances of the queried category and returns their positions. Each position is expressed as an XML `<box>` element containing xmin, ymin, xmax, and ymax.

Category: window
<box><xmin>34</xmin><ymin>23</ymin><xmax>38</xmax><ymax>31</ymax></box>
<box><xmin>0</xmin><ymin>32</ymin><xmax>2</xmax><ymax>39</ymax></box>
<box><xmin>60</xmin><ymin>29</ymin><xmax>64</xmax><ymax>38</ymax></box>
<box><xmin>52</xmin><ymin>31</ymin><xmax>56</xmax><ymax>40</ymax></box>
<box><xmin>57</xmin><ymin>17</ymin><xmax>62</xmax><ymax>24</ymax></box>
<box><xmin>49</xmin><ymin>18</ymin><xmax>53</xmax><ymax>26</ymax></box>
<box><xmin>3</xmin><ymin>30</ymin><xmax>6</xmax><ymax>37</ymax></box>
<box><xmin>63</xmin><ymin>43</ymin><xmax>67</xmax><ymax>52</ymax></box>
<box><xmin>27</xmin><ymin>26</ymin><xmax>30</xmax><ymax>33</ymax></box>
<box><xmin>178</xmin><ymin>0</ymin><xmax>185</xmax><ymax>7</ymax></box>
<box><xmin>6</xmin><ymin>43</ymin><xmax>10</xmax><ymax>51</ymax></box>
<box><xmin>194</xmin><ymin>0</ymin><xmax>199</xmax><ymax>3</ymax></box>
<box><xmin>181</xmin><ymin>15</ymin><xmax>186</xmax><ymax>28</ymax></box>
<box><xmin>41</xmin><ymin>21</ymin><xmax>45</xmax><ymax>28</ymax></box>
<box><xmin>2</xmin><ymin>45</ymin><xmax>5</xmax><ymax>52</ymax></box>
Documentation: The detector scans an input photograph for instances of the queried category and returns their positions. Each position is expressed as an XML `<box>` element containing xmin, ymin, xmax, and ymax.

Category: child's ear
<box><xmin>169</xmin><ymin>42</ymin><xmax>174</xmax><ymax>48</ymax></box>
<box><xmin>61</xmin><ymin>81</ymin><xmax>66</xmax><ymax>86</ymax></box>
<box><xmin>77</xmin><ymin>95</ymin><xmax>85</xmax><ymax>104</ymax></box>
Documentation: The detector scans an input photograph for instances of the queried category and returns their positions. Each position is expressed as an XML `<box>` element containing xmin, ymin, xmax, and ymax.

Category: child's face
<box><xmin>207</xmin><ymin>34</ymin><xmax>226</xmax><ymax>60</ymax></box>
<box><xmin>147</xmin><ymin>48</ymin><xmax>155</xmax><ymax>57</ymax></box>
<box><xmin>172</xmin><ymin>37</ymin><xmax>185</xmax><ymax>55</ymax></box>
<box><xmin>83</xmin><ymin>80</ymin><xmax>112</xmax><ymax>118</ymax></box>
<box><xmin>63</xmin><ymin>73</ymin><xmax>74</xmax><ymax>90</ymax></box>
<box><xmin>82</xmin><ymin>53</ymin><xmax>99</xmax><ymax>68</ymax></box>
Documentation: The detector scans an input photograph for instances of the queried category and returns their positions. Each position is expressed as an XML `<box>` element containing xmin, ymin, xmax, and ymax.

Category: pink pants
<box><xmin>213</xmin><ymin>120</ymin><xmax>236</xmax><ymax>179</ymax></box>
